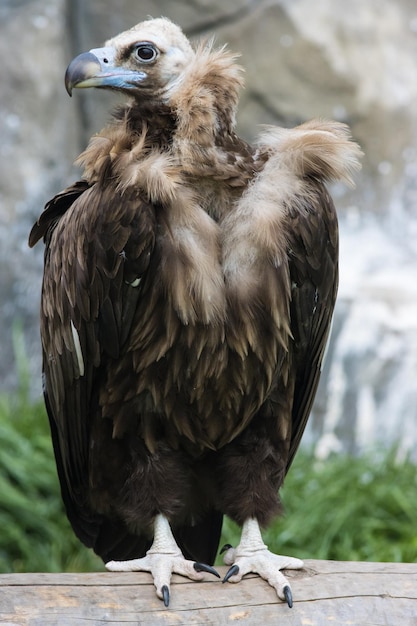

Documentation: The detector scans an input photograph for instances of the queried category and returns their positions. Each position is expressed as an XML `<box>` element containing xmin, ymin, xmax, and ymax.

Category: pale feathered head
<box><xmin>65</xmin><ymin>18</ymin><xmax>197</xmax><ymax>100</ymax></box>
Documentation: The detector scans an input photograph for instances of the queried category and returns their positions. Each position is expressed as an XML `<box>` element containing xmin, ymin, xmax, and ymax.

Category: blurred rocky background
<box><xmin>1</xmin><ymin>0</ymin><xmax>416</xmax><ymax>458</ymax></box>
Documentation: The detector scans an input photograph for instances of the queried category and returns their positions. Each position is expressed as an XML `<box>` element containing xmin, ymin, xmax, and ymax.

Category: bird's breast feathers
<box><xmin>97</xmin><ymin>156</ymin><xmax>296</xmax><ymax>449</ymax></box>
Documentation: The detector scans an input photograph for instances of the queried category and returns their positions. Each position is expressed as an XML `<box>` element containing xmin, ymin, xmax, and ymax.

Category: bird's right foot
<box><xmin>106</xmin><ymin>514</ymin><xmax>220</xmax><ymax>606</ymax></box>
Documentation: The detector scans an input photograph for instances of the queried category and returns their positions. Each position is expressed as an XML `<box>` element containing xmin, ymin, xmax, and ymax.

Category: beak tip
<box><xmin>64</xmin><ymin>68</ymin><xmax>74</xmax><ymax>96</ymax></box>
<box><xmin>64</xmin><ymin>51</ymin><xmax>102</xmax><ymax>96</ymax></box>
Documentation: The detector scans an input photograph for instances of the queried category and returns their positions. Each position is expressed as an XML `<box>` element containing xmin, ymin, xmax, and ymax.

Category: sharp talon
<box><xmin>283</xmin><ymin>585</ymin><xmax>293</xmax><ymax>608</ymax></box>
<box><xmin>194</xmin><ymin>562</ymin><xmax>221</xmax><ymax>578</ymax></box>
<box><xmin>220</xmin><ymin>543</ymin><xmax>233</xmax><ymax>554</ymax></box>
<box><xmin>162</xmin><ymin>584</ymin><xmax>170</xmax><ymax>607</ymax></box>
<box><xmin>223</xmin><ymin>563</ymin><xmax>240</xmax><ymax>583</ymax></box>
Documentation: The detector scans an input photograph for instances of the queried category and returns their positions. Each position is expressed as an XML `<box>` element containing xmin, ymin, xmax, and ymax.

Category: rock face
<box><xmin>2</xmin><ymin>0</ymin><xmax>416</xmax><ymax>457</ymax></box>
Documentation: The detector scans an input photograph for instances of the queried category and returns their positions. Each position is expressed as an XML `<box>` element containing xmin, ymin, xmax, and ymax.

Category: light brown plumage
<box><xmin>29</xmin><ymin>17</ymin><xmax>361</xmax><ymax>603</ymax></box>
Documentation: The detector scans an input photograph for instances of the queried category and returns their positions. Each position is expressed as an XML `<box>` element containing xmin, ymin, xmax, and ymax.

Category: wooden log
<box><xmin>0</xmin><ymin>560</ymin><xmax>416</xmax><ymax>625</ymax></box>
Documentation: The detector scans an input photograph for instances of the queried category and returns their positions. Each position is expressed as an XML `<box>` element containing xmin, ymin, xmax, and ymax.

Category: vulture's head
<box><xmin>65</xmin><ymin>17</ymin><xmax>244</xmax><ymax>137</ymax></box>
<box><xmin>65</xmin><ymin>18</ymin><xmax>196</xmax><ymax>101</ymax></box>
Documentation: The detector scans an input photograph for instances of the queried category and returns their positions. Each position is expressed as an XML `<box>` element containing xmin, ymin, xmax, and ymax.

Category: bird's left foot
<box><xmin>105</xmin><ymin>514</ymin><xmax>219</xmax><ymax>607</ymax></box>
<box><xmin>221</xmin><ymin>518</ymin><xmax>304</xmax><ymax>607</ymax></box>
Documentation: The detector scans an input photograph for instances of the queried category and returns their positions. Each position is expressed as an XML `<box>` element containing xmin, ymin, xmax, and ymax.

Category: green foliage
<box><xmin>1</xmin><ymin>328</ymin><xmax>415</xmax><ymax>571</ymax></box>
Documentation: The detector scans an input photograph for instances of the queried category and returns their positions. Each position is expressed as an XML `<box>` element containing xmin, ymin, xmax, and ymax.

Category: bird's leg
<box><xmin>222</xmin><ymin>517</ymin><xmax>304</xmax><ymax>607</ymax></box>
<box><xmin>106</xmin><ymin>514</ymin><xmax>219</xmax><ymax>606</ymax></box>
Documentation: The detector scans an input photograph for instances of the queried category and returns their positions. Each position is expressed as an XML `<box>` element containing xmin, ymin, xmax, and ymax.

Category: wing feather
<box><xmin>286</xmin><ymin>181</ymin><xmax>339</xmax><ymax>469</ymax></box>
<box><xmin>33</xmin><ymin>181</ymin><xmax>156</xmax><ymax>546</ymax></box>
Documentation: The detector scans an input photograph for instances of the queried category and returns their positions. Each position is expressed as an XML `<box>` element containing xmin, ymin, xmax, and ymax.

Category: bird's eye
<box><xmin>134</xmin><ymin>44</ymin><xmax>158</xmax><ymax>63</ymax></box>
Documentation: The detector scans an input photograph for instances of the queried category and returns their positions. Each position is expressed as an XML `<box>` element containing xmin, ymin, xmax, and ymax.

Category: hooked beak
<box><xmin>64</xmin><ymin>46</ymin><xmax>147</xmax><ymax>96</ymax></box>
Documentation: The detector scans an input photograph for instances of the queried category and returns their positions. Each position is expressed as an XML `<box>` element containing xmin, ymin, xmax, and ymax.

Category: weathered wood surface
<box><xmin>0</xmin><ymin>561</ymin><xmax>416</xmax><ymax>626</ymax></box>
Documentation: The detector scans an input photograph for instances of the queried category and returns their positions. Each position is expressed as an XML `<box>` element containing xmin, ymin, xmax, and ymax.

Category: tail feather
<box><xmin>174</xmin><ymin>511</ymin><xmax>223</xmax><ymax>565</ymax></box>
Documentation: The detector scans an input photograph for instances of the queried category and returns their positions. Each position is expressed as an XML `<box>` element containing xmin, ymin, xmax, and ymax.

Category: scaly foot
<box><xmin>106</xmin><ymin>514</ymin><xmax>219</xmax><ymax>606</ymax></box>
<box><xmin>221</xmin><ymin>518</ymin><xmax>304</xmax><ymax>607</ymax></box>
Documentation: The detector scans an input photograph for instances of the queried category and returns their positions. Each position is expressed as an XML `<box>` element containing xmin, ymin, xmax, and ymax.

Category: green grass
<box><xmin>0</xmin><ymin>334</ymin><xmax>416</xmax><ymax>572</ymax></box>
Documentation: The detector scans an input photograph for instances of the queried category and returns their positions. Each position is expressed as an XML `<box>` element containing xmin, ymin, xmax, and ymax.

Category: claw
<box><xmin>162</xmin><ymin>584</ymin><xmax>170</xmax><ymax>607</ymax></box>
<box><xmin>220</xmin><ymin>543</ymin><xmax>233</xmax><ymax>554</ymax></box>
<box><xmin>223</xmin><ymin>563</ymin><xmax>240</xmax><ymax>583</ymax></box>
<box><xmin>194</xmin><ymin>562</ymin><xmax>221</xmax><ymax>578</ymax></box>
<box><xmin>283</xmin><ymin>584</ymin><xmax>293</xmax><ymax>608</ymax></box>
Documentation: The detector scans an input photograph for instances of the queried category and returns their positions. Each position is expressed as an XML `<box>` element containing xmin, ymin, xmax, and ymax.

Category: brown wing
<box><xmin>30</xmin><ymin>181</ymin><xmax>157</xmax><ymax>554</ymax></box>
<box><xmin>286</xmin><ymin>180</ymin><xmax>339</xmax><ymax>470</ymax></box>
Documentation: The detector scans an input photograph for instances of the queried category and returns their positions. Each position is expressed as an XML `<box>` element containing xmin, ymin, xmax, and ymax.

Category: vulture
<box><xmin>29</xmin><ymin>17</ymin><xmax>361</xmax><ymax>607</ymax></box>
